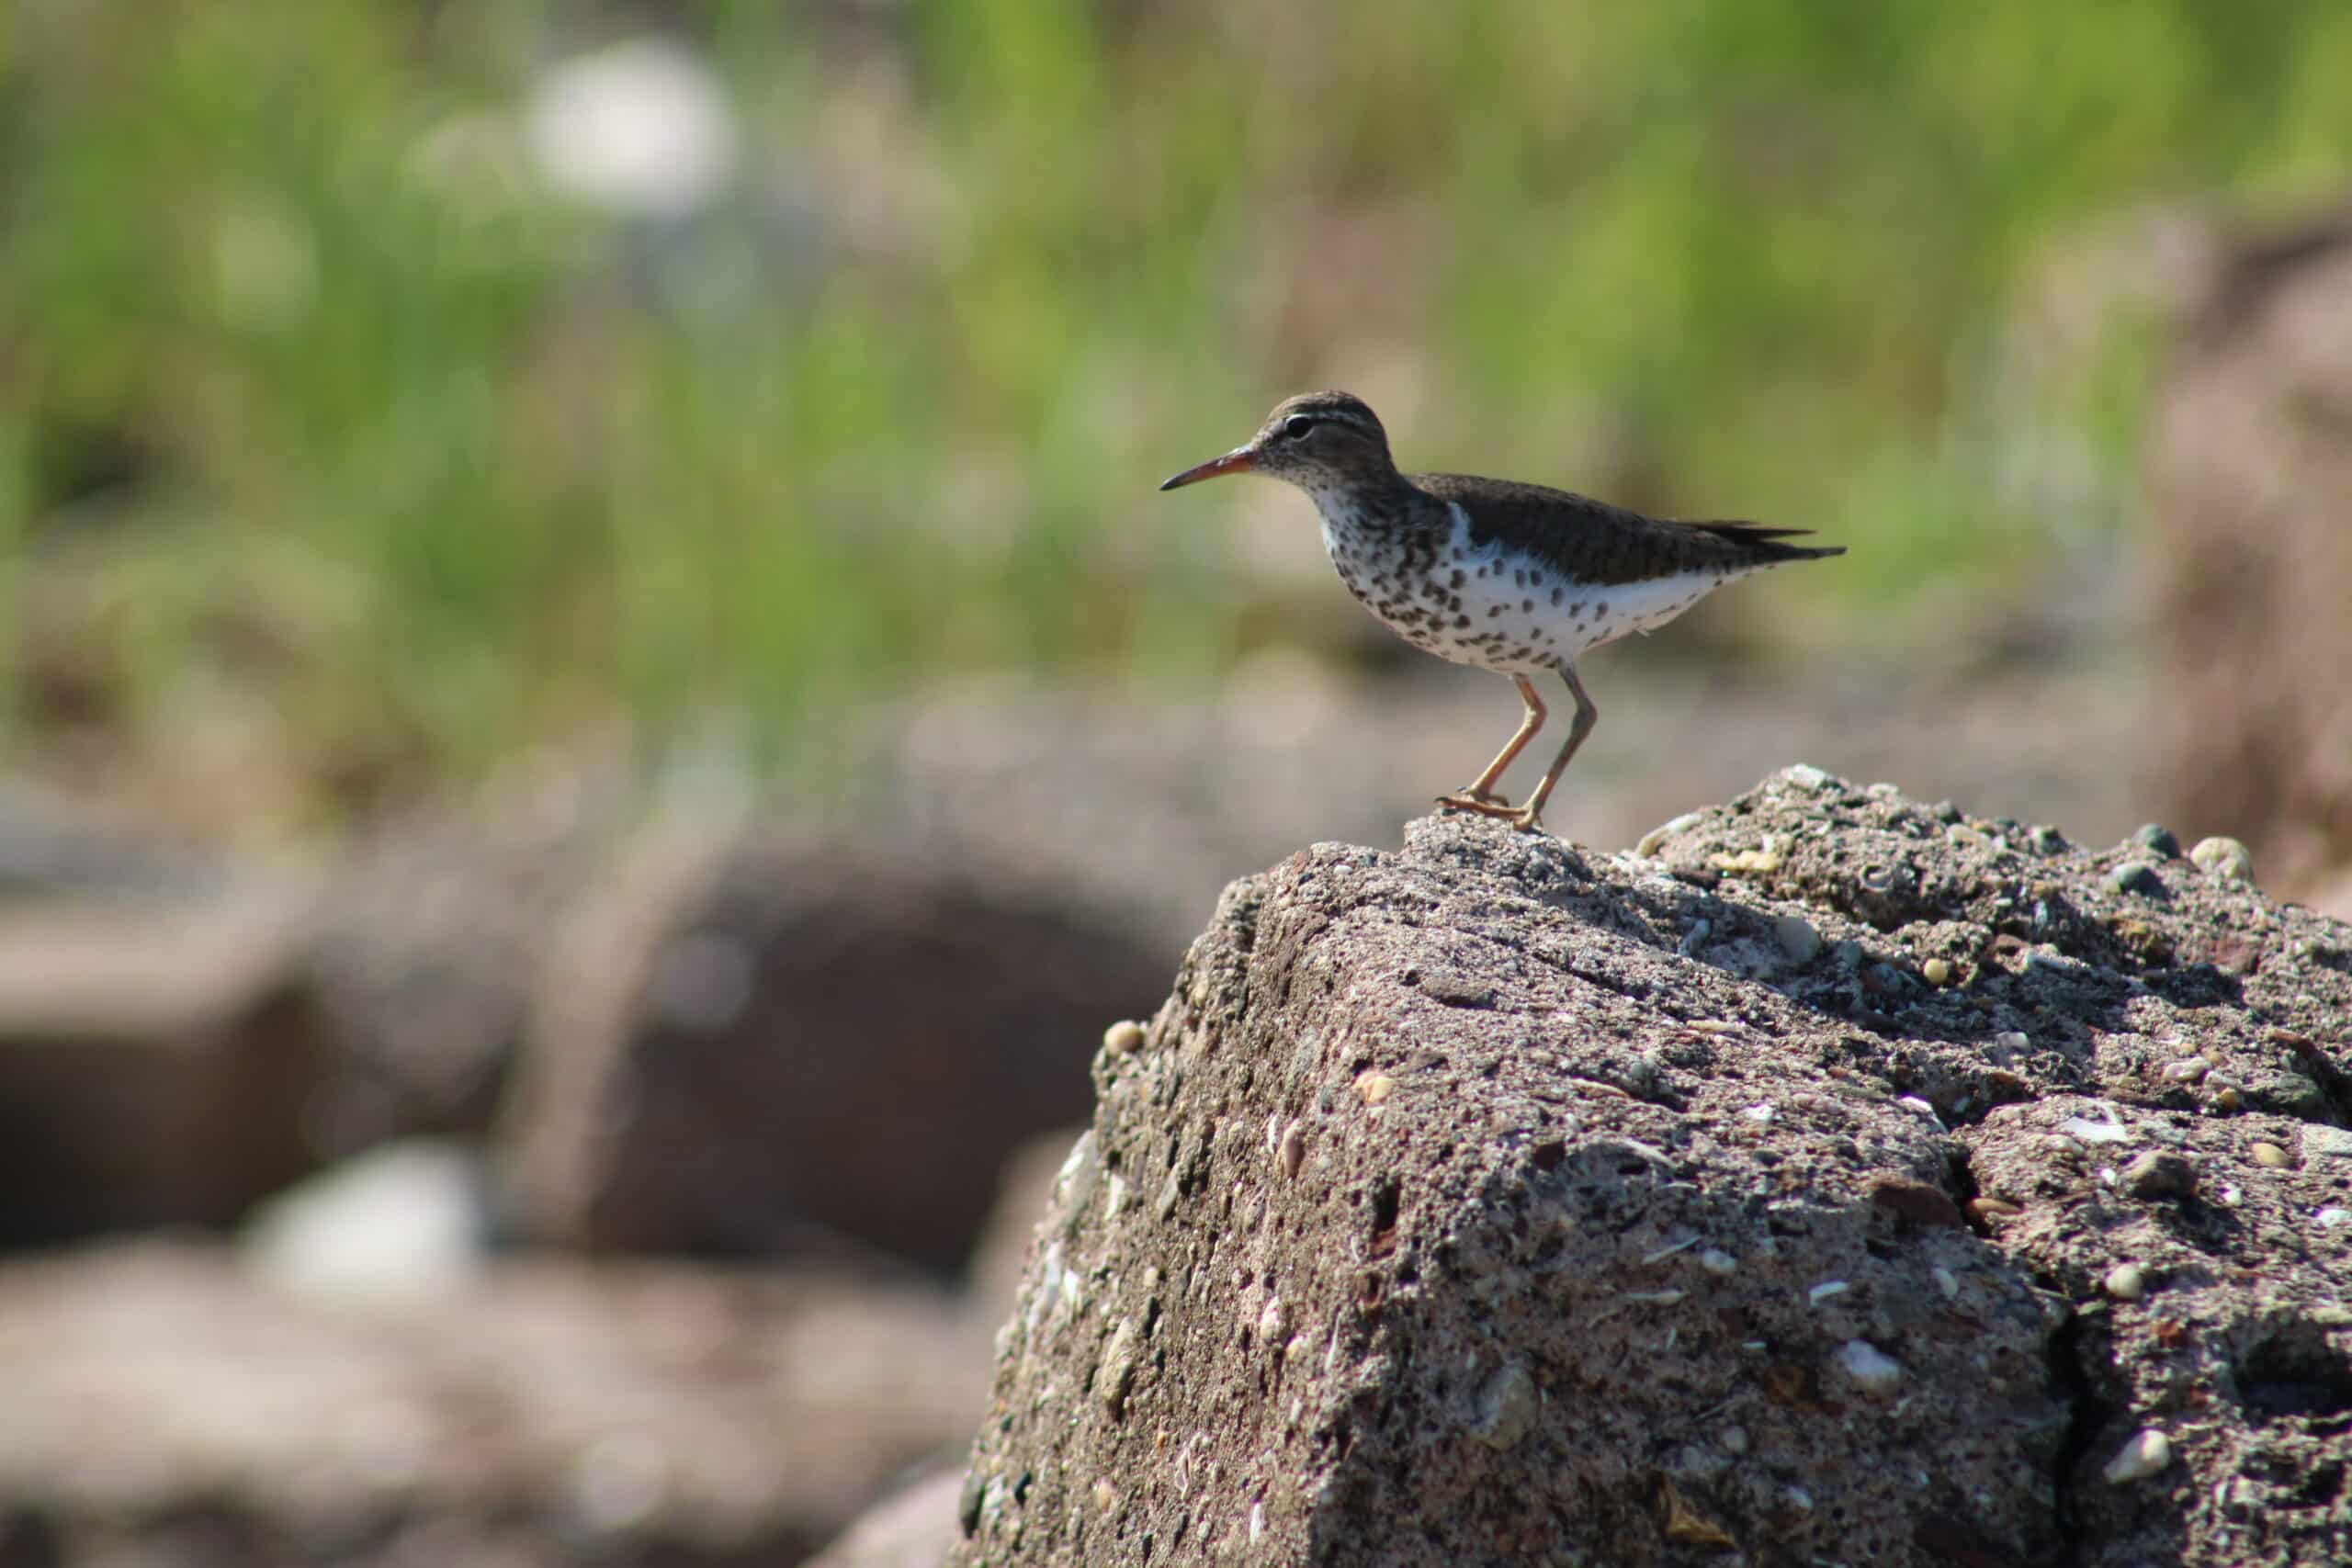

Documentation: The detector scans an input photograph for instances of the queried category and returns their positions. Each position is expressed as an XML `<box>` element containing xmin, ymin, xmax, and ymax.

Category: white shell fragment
<box><xmin>2102</xmin><ymin>1428</ymin><xmax>2172</xmax><ymax>1485</ymax></box>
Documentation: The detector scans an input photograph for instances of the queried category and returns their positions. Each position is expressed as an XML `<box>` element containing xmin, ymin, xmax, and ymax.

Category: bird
<box><xmin>1160</xmin><ymin>390</ymin><xmax>1844</xmax><ymax>833</ymax></box>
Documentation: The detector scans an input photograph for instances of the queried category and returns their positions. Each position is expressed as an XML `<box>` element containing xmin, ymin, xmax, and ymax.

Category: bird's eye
<box><xmin>1282</xmin><ymin>415</ymin><xmax>1317</xmax><ymax>441</ymax></box>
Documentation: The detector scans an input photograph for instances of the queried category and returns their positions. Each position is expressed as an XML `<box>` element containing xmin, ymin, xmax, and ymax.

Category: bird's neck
<box><xmin>1299</xmin><ymin>468</ymin><xmax>1436</xmax><ymax>536</ymax></box>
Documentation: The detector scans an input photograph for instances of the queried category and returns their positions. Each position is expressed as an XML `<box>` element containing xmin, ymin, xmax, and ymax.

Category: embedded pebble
<box><xmin>1353</xmin><ymin>1071</ymin><xmax>1396</xmax><ymax>1106</ymax></box>
<box><xmin>2061</xmin><ymin>1112</ymin><xmax>2132</xmax><ymax>1145</ymax></box>
<box><xmin>2211</xmin><ymin>1086</ymin><xmax>2242</xmax><ymax>1112</ymax></box>
<box><xmin>2161</xmin><ymin>1056</ymin><xmax>2211</xmax><ymax>1084</ymax></box>
<box><xmin>1276</xmin><ymin>1121</ymin><xmax>1306</xmax><ymax>1179</ymax></box>
<box><xmin>1781</xmin><ymin>763</ymin><xmax>1833</xmax><ymax>792</ymax></box>
<box><xmin>1697</xmin><ymin>1248</ymin><xmax>1738</xmax><ymax>1275</ymax></box>
<box><xmin>1710</xmin><ymin>848</ymin><xmax>1783</xmax><ymax>874</ymax></box>
<box><xmin>2030</xmin><ymin>825</ymin><xmax>2066</xmax><ymax>853</ymax></box>
<box><xmin>2132</xmin><ymin>823</ymin><xmax>2182</xmax><ymax>859</ymax></box>
<box><xmin>1468</xmin><ymin>1362</ymin><xmax>1537</xmax><ymax>1450</ymax></box>
<box><xmin>2102</xmin><ymin>1428</ymin><xmax>2173</xmax><ymax>1485</ymax></box>
<box><xmin>2121</xmin><ymin>1151</ymin><xmax>2197</xmax><ymax>1200</ymax></box>
<box><xmin>1807</xmin><ymin>1280</ymin><xmax>1849</xmax><ymax>1305</ymax></box>
<box><xmin>1098</xmin><ymin>1318</ymin><xmax>1143</xmax><ymax>1416</ymax></box>
<box><xmin>2104</xmin><ymin>1263</ymin><xmax>2147</xmax><ymax>1301</ymax></box>
<box><xmin>2105</xmin><ymin>861</ymin><xmax>2165</xmax><ymax>897</ymax></box>
<box><xmin>1773</xmin><ymin>914</ymin><xmax>1824</xmax><ymax>965</ymax></box>
<box><xmin>1833</xmin><ymin>1339</ymin><xmax>1904</xmax><ymax>1396</ymax></box>
<box><xmin>1636</xmin><ymin>812</ymin><xmax>1706</xmax><ymax>858</ymax></box>
<box><xmin>2189</xmin><ymin>836</ymin><xmax>2254</xmax><ymax>884</ymax></box>
<box><xmin>1102</xmin><ymin>1020</ymin><xmax>1148</xmax><ymax>1055</ymax></box>
<box><xmin>1922</xmin><ymin>958</ymin><xmax>1953</xmax><ymax>987</ymax></box>
<box><xmin>2251</xmin><ymin>1142</ymin><xmax>2290</xmax><ymax>1169</ymax></box>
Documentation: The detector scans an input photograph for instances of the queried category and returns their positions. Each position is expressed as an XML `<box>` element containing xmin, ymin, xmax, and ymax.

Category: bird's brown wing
<box><xmin>1411</xmin><ymin>472</ymin><xmax>1843</xmax><ymax>585</ymax></box>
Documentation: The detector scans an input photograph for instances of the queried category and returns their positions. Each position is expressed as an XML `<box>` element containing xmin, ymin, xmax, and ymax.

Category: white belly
<box><xmin>1321</xmin><ymin>502</ymin><xmax>1751</xmax><ymax>674</ymax></box>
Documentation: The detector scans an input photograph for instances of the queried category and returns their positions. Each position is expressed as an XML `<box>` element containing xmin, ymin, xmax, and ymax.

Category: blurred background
<box><xmin>3</xmin><ymin>1</ymin><xmax>2350</xmax><ymax>1562</ymax></box>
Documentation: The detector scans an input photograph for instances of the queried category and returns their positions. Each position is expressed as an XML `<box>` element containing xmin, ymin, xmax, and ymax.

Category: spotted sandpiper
<box><xmin>1161</xmin><ymin>390</ymin><xmax>1844</xmax><ymax>833</ymax></box>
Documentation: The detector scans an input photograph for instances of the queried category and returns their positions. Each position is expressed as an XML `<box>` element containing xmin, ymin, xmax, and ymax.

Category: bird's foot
<box><xmin>1510</xmin><ymin>807</ymin><xmax>1552</xmax><ymax>835</ymax></box>
<box><xmin>1434</xmin><ymin>790</ymin><xmax>1518</xmax><ymax>818</ymax></box>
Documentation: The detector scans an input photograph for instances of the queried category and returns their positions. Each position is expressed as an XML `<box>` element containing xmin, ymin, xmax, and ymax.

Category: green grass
<box><xmin>3</xmin><ymin>0</ymin><xmax>2348</xmax><ymax>823</ymax></box>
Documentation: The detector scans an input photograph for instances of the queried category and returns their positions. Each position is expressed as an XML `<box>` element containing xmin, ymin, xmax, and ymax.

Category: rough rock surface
<box><xmin>954</xmin><ymin>771</ymin><xmax>2352</xmax><ymax>1566</ymax></box>
<box><xmin>2145</xmin><ymin>209</ymin><xmax>2352</xmax><ymax>911</ymax></box>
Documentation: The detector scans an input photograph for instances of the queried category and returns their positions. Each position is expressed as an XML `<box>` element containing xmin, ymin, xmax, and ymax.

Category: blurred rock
<box><xmin>965</xmin><ymin>1125</ymin><xmax>1086</xmax><ymax>1325</ymax></box>
<box><xmin>2146</xmin><ymin>209</ymin><xmax>2352</xmax><ymax>908</ymax></box>
<box><xmin>243</xmin><ymin>1140</ymin><xmax>491</xmax><ymax>1307</ymax></box>
<box><xmin>501</xmin><ymin>807</ymin><xmax>1166</xmax><ymax>1272</ymax></box>
<box><xmin>806</xmin><ymin>1467</ymin><xmax>962</xmax><ymax>1568</ymax></box>
<box><xmin>0</xmin><ymin>878</ymin><xmax>326</xmax><ymax>1247</ymax></box>
<box><xmin>306</xmin><ymin>785</ymin><xmax>618</xmax><ymax>1157</ymax></box>
<box><xmin>0</xmin><ymin>1241</ymin><xmax>989</xmax><ymax>1567</ymax></box>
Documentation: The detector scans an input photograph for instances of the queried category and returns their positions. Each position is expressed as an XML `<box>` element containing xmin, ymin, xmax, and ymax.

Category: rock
<box><xmin>952</xmin><ymin>777</ymin><xmax>2352</xmax><ymax>1568</ymax></box>
<box><xmin>2145</xmin><ymin>211</ymin><xmax>2352</xmax><ymax>905</ymax></box>
<box><xmin>2105</xmin><ymin>860</ymin><xmax>2167</xmax><ymax>898</ymax></box>
<box><xmin>2102</xmin><ymin>1428</ymin><xmax>2173</xmax><ymax>1485</ymax></box>
<box><xmin>806</xmin><ymin>1466</ymin><xmax>966</xmax><ymax>1568</ymax></box>
<box><xmin>1772</xmin><ymin>913</ymin><xmax>1823</xmax><ymax>965</ymax></box>
<box><xmin>2189</xmin><ymin>836</ymin><xmax>2255</xmax><ymax>885</ymax></box>
<box><xmin>2132</xmin><ymin>824</ymin><xmax>2183</xmax><ymax>860</ymax></box>
<box><xmin>501</xmin><ymin>813</ymin><xmax>1169</xmax><ymax>1271</ymax></box>
<box><xmin>242</xmin><ymin>1140</ymin><xmax>491</xmax><ymax>1306</ymax></box>
<box><xmin>2103</xmin><ymin>1263</ymin><xmax>2148</xmax><ymax>1302</ymax></box>
<box><xmin>0</xmin><ymin>1240</ymin><xmax>989</xmax><ymax>1565</ymax></box>
<box><xmin>965</xmin><ymin>1125</ymin><xmax>1089</xmax><ymax>1326</ymax></box>
<box><xmin>2120</xmin><ymin>1151</ymin><xmax>2199</xmax><ymax>1201</ymax></box>
<box><xmin>0</xmin><ymin>878</ymin><xmax>329</xmax><ymax>1246</ymax></box>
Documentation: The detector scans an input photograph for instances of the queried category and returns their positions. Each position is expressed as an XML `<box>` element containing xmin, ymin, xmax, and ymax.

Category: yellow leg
<box><xmin>1436</xmin><ymin>675</ymin><xmax>1545</xmax><ymax>818</ymax></box>
<box><xmin>1513</xmin><ymin>661</ymin><xmax>1598</xmax><ymax>833</ymax></box>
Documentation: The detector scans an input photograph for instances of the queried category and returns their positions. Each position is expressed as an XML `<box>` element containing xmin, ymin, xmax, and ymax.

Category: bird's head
<box><xmin>1159</xmin><ymin>390</ymin><xmax>1397</xmax><ymax>497</ymax></box>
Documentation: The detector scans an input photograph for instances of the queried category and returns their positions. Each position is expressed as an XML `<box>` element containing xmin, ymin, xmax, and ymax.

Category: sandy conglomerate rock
<box><xmin>952</xmin><ymin>769</ymin><xmax>2352</xmax><ymax>1567</ymax></box>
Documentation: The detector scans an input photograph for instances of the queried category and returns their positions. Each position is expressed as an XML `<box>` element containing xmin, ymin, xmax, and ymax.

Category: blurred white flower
<box><xmin>525</xmin><ymin>38</ymin><xmax>739</xmax><ymax>220</ymax></box>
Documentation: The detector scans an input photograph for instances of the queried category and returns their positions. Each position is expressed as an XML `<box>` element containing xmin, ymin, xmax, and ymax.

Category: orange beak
<box><xmin>1159</xmin><ymin>446</ymin><xmax>1258</xmax><ymax>491</ymax></box>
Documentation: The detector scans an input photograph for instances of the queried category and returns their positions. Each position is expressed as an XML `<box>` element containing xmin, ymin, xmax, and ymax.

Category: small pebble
<box><xmin>2030</xmin><ymin>825</ymin><xmax>2066</xmax><ymax>853</ymax></box>
<box><xmin>1710</xmin><ymin>848</ymin><xmax>1783</xmax><ymax>874</ymax></box>
<box><xmin>2104</xmin><ymin>1263</ymin><xmax>2147</xmax><ymax>1301</ymax></box>
<box><xmin>1635</xmin><ymin>811</ymin><xmax>1706</xmax><ymax>858</ymax></box>
<box><xmin>1967</xmin><ymin>1197</ymin><xmax>2021</xmax><ymax>1226</ymax></box>
<box><xmin>1697</xmin><ymin>1248</ymin><xmax>1738</xmax><ymax>1275</ymax></box>
<box><xmin>2120</xmin><ymin>1151</ymin><xmax>2197</xmax><ymax>1201</ymax></box>
<box><xmin>1354</xmin><ymin>1071</ymin><xmax>1396</xmax><ymax>1106</ymax></box>
<box><xmin>1102</xmin><ymin>1020</ymin><xmax>1148</xmax><ymax>1055</ymax></box>
<box><xmin>1922</xmin><ymin>957</ymin><xmax>1953</xmax><ymax>987</ymax></box>
<box><xmin>1468</xmin><ymin>1363</ymin><xmax>1537</xmax><ymax>1450</ymax></box>
<box><xmin>2251</xmin><ymin>1142</ymin><xmax>2290</xmax><ymax>1169</ymax></box>
<box><xmin>2211</xmin><ymin>1087</ymin><xmax>2242</xmax><ymax>1112</ymax></box>
<box><xmin>2102</xmin><ymin>1428</ymin><xmax>2173</xmax><ymax>1485</ymax></box>
<box><xmin>1781</xmin><ymin>763</ymin><xmax>1832</xmax><ymax>792</ymax></box>
<box><xmin>1774</xmin><ymin>914</ymin><xmax>1824</xmax><ymax>965</ymax></box>
<box><xmin>2161</xmin><ymin>1056</ymin><xmax>2211</xmax><ymax>1084</ymax></box>
<box><xmin>1833</xmin><ymin>1339</ymin><xmax>1904</xmax><ymax>1397</ymax></box>
<box><xmin>2105</xmin><ymin>861</ymin><xmax>2166</xmax><ymax>897</ymax></box>
<box><xmin>2189</xmin><ymin>836</ymin><xmax>2254</xmax><ymax>884</ymax></box>
<box><xmin>2132</xmin><ymin>823</ymin><xmax>2183</xmax><ymax>859</ymax></box>
<box><xmin>1276</xmin><ymin>1121</ymin><xmax>1306</xmax><ymax>1179</ymax></box>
